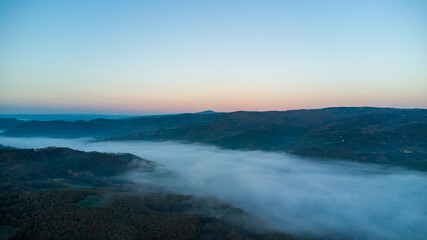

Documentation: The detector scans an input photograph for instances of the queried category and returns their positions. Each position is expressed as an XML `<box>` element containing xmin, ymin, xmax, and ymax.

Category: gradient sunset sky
<box><xmin>1</xmin><ymin>0</ymin><xmax>426</xmax><ymax>114</ymax></box>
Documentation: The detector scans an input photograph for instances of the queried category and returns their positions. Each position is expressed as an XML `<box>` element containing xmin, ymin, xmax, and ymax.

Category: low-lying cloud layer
<box><xmin>1</xmin><ymin>137</ymin><xmax>426</xmax><ymax>239</ymax></box>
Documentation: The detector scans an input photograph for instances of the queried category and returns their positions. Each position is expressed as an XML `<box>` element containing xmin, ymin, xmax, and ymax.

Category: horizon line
<box><xmin>1</xmin><ymin>105</ymin><xmax>426</xmax><ymax>117</ymax></box>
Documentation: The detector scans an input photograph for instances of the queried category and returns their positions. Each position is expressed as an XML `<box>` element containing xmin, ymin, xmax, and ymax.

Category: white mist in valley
<box><xmin>1</xmin><ymin>137</ymin><xmax>426</xmax><ymax>240</ymax></box>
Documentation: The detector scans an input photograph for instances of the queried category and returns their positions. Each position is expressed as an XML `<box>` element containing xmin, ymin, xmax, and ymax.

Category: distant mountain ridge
<box><xmin>0</xmin><ymin>114</ymin><xmax>138</xmax><ymax>121</ymax></box>
<box><xmin>1</xmin><ymin>107</ymin><xmax>426</xmax><ymax>171</ymax></box>
<box><xmin>1</xmin><ymin>112</ymin><xmax>223</xmax><ymax>138</ymax></box>
<box><xmin>0</xmin><ymin>118</ymin><xmax>25</xmax><ymax>130</ymax></box>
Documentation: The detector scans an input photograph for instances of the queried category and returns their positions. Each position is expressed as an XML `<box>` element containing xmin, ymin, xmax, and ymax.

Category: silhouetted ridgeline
<box><xmin>0</xmin><ymin>118</ymin><xmax>25</xmax><ymax>130</ymax></box>
<box><xmin>1</xmin><ymin>107</ymin><xmax>426</xmax><ymax>171</ymax></box>
<box><xmin>1</xmin><ymin>112</ymin><xmax>222</xmax><ymax>138</ymax></box>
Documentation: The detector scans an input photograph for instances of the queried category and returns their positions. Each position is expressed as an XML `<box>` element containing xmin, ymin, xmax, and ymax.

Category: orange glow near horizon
<box><xmin>0</xmin><ymin>1</ymin><xmax>426</xmax><ymax>114</ymax></box>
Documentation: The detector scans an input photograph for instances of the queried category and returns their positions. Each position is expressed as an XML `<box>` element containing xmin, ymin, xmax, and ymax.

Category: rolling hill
<box><xmin>1</xmin><ymin>107</ymin><xmax>426</xmax><ymax>170</ymax></box>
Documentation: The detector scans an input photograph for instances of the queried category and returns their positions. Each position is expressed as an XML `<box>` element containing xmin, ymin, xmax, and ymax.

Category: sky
<box><xmin>0</xmin><ymin>0</ymin><xmax>426</xmax><ymax>114</ymax></box>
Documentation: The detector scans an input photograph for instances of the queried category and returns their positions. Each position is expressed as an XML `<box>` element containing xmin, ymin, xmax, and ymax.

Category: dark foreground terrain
<box><xmin>0</xmin><ymin>146</ymin><xmax>295</xmax><ymax>240</ymax></box>
<box><xmin>2</xmin><ymin>107</ymin><xmax>426</xmax><ymax>171</ymax></box>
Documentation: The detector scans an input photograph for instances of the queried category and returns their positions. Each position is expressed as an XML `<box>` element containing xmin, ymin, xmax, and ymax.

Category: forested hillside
<box><xmin>2</xmin><ymin>107</ymin><xmax>426</xmax><ymax>171</ymax></box>
<box><xmin>0</xmin><ymin>147</ymin><xmax>295</xmax><ymax>240</ymax></box>
<box><xmin>112</xmin><ymin>108</ymin><xmax>427</xmax><ymax>171</ymax></box>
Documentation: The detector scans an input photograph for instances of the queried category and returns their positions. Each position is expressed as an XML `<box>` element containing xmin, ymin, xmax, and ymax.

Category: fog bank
<box><xmin>1</xmin><ymin>137</ymin><xmax>426</xmax><ymax>239</ymax></box>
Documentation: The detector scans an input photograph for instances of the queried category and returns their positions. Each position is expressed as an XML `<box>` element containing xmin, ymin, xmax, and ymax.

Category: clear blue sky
<box><xmin>0</xmin><ymin>0</ymin><xmax>426</xmax><ymax>114</ymax></box>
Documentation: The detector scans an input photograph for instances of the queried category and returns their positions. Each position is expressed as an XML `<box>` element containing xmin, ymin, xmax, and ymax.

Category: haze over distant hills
<box><xmin>1</xmin><ymin>107</ymin><xmax>426</xmax><ymax>171</ymax></box>
<box><xmin>0</xmin><ymin>114</ymin><xmax>150</xmax><ymax>121</ymax></box>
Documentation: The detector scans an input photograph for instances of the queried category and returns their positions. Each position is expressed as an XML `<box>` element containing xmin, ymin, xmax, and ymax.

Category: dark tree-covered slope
<box><xmin>0</xmin><ymin>147</ymin><xmax>153</xmax><ymax>183</ymax></box>
<box><xmin>0</xmin><ymin>147</ymin><xmax>296</xmax><ymax>240</ymax></box>
<box><xmin>0</xmin><ymin>147</ymin><xmax>155</xmax><ymax>193</ymax></box>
